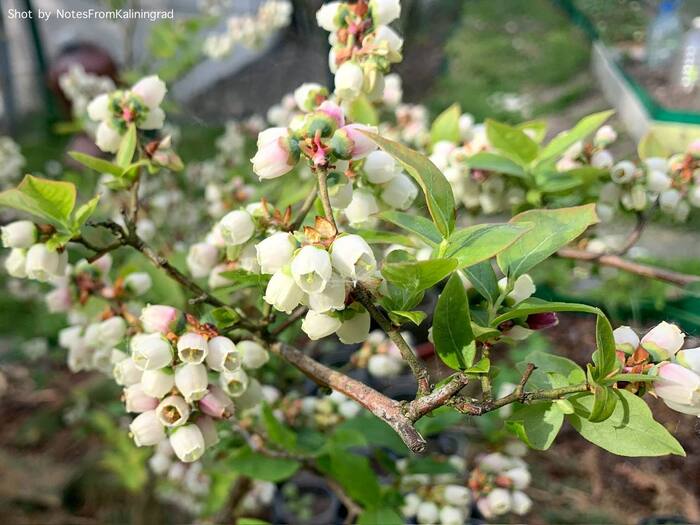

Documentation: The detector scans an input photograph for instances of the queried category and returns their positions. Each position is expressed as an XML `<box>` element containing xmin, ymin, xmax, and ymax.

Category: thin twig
<box><xmin>615</xmin><ymin>211</ymin><xmax>646</xmax><ymax>256</ymax></box>
<box><xmin>270</xmin><ymin>306</ymin><xmax>308</xmax><ymax>336</ymax></box>
<box><xmin>316</xmin><ymin>167</ymin><xmax>337</xmax><ymax>232</ymax></box>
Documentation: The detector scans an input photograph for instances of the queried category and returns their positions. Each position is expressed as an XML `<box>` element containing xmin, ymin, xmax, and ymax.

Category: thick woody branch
<box><xmin>270</xmin><ymin>342</ymin><xmax>427</xmax><ymax>453</ymax></box>
<box><xmin>352</xmin><ymin>283</ymin><xmax>431</xmax><ymax>396</ymax></box>
<box><xmin>557</xmin><ymin>247</ymin><xmax>700</xmax><ymax>287</ymax></box>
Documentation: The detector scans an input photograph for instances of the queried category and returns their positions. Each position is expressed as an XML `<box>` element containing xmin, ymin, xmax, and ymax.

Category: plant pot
<box><xmin>273</xmin><ymin>472</ymin><xmax>341</xmax><ymax>525</ymax></box>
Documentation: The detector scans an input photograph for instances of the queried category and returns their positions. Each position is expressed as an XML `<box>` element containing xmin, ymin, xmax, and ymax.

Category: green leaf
<box><xmin>520</xmin><ymin>351</ymin><xmax>586</xmax><ymax>386</ymax></box>
<box><xmin>467</xmin><ymin>151</ymin><xmax>527</xmax><ymax>178</ymax></box>
<box><xmin>116</xmin><ymin>124</ymin><xmax>137</xmax><ymax>169</ymax></box>
<box><xmin>382</xmin><ymin>258</ymin><xmax>458</xmax><ymax>292</ymax></box>
<box><xmin>348</xmin><ymin>94</ymin><xmax>379</xmax><ymax>125</ymax></box>
<box><xmin>358</xmin><ymin>508</ymin><xmax>403</xmax><ymax>525</ymax></box>
<box><xmin>227</xmin><ymin>447</ymin><xmax>300</xmax><ymax>482</ymax></box>
<box><xmin>492</xmin><ymin>298</ymin><xmax>602</xmax><ymax>326</ymax></box>
<box><xmin>72</xmin><ymin>195</ymin><xmax>100</xmax><ymax>230</ymax></box>
<box><xmin>446</xmin><ymin>223</ymin><xmax>532</xmax><ymax>269</ymax></box>
<box><xmin>380</xmin><ymin>210</ymin><xmax>442</xmax><ymax>246</ymax></box>
<box><xmin>497</xmin><ymin>204</ymin><xmax>599</xmax><ymax>278</ymax></box>
<box><xmin>433</xmin><ymin>273</ymin><xmax>475</xmax><ymax>370</ymax></box>
<box><xmin>517</xmin><ymin>119</ymin><xmax>548</xmax><ymax>143</ymax></box>
<box><xmin>638</xmin><ymin>131</ymin><xmax>671</xmax><ymax>160</ymax></box>
<box><xmin>506</xmin><ymin>402</ymin><xmax>564</xmax><ymax>450</ymax></box>
<box><xmin>389</xmin><ymin>310</ymin><xmax>427</xmax><ymax>326</ymax></box>
<box><xmin>0</xmin><ymin>174</ymin><xmax>76</xmax><ymax>228</ymax></box>
<box><xmin>461</xmin><ymin>262</ymin><xmax>499</xmax><ymax>304</ymax></box>
<box><xmin>485</xmin><ymin>119</ymin><xmax>539</xmax><ymax>165</ymax></box>
<box><xmin>415</xmin><ymin>406</ymin><xmax>463</xmax><ymax>436</ymax></box>
<box><xmin>361</xmin><ymin>131</ymin><xmax>455</xmax><ymax>237</ymax></box>
<box><xmin>327</xmin><ymin>448</ymin><xmax>381</xmax><ymax>507</ymax></box>
<box><xmin>588</xmin><ymin>382</ymin><xmax>618</xmax><ymax>423</ymax></box>
<box><xmin>68</xmin><ymin>151</ymin><xmax>123</xmax><ymax>177</ymax></box>
<box><xmin>261</xmin><ymin>403</ymin><xmax>297</xmax><ymax>450</ymax></box>
<box><xmin>430</xmin><ymin>103</ymin><xmax>461</xmax><ymax>144</ymax></box>
<box><xmin>336</xmin><ymin>414</ymin><xmax>408</xmax><ymax>455</ymax></box>
<box><xmin>610</xmin><ymin>373</ymin><xmax>657</xmax><ymax>383</ymax></box>
<box><xmin>537</xmin><ymin>110</ymin><xmax>614</xmax><ymax>163</ymax></box>
<box><xmin>568</xmin><ymin>390</ymin><xmax>685</xmax><ymax>457</ymax></box>
<box><xmin>405</xmin><ymin>456</ymin><xmax>460</xmax><ymax>475</ymax></box>
<box><xmin>465</xmin><ymin>356</ymin><xmax>490</xmax><ymax>373</ymax></box>
<box><xmin>592</xmin><ymin>315</ymin><xmax>619</xmax><ymax>380</ymax></box>
<box><xmin>219</xmin><ymin>269</ymin><xmax>270</xmax><ymax>290</ymax></box>
<box><xmin>354</xmin><ymin>228</ymin><xmax>415</xmax><ymax>247</ymax></box>
<box><xmin>209</xmin><ymin>306</ymin><xmax>241</xmax><ymax>328</ymax></box>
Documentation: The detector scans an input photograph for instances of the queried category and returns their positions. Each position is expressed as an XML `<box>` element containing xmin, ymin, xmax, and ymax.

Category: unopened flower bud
<box><xmin>25</xmin><ymin>244</ymin><xmax>67</xmax><ymax>281</ymax></box>
<box><xmin>140</xmin><ymin>304</ymin><xmax>179</xmax><ymax>334</ymax></box>
<box><xmin>114</xmin><ymin>357</ymin><xmax>143</xmax><ymax>386</ymax></box>
<box><xmin>131</xmin><ymin>333</ymin><xmax>173</xmax><ymax>370</ymax></box>
<box><xmin>46</xmin><ymin>286</ymin><xmax>72</xmax><ymax>313</ymax></box>
<box><xmin>613</xmin><ymin>325</ymin><xmax>640</xmax><ymax>354</ymax></box>
<box><xmin>381</xmin><ymin>172</ymin><xmax>417</xmax><ymax>209</ymax></box>
<box><xmin>486</xmin><ymin>488</ymin><xmax>512</xmax><ymax>515</ymax></box>
<box><xmin>219</xmin><ymin>210</ymin><xmax>255</xmax><ymax>246</ymax></box>
<box><xmin>499</xmin><ymin>274</ymin><xmax>535</xmax><ymax>304</ymax></box>
<box><xmin>654</xmin><ymin>362</ymin><xmax>700</xmax><ymax>415</ymax></box>
<box><xmin>511</xmin><ymin>491</ymin><xmax>533</xmax><ymax>515</ymax></box>
<box><xmin>124</xmin><ymin>272</ymin><xmax>152</xmax><ymax>295</ymax></box>
<box><xmin>99</xmin><ymin>316</ymin><xmax>127</xmax><ymax>347</ymax></box>
<box><xmin>328</xmin><ymin>178</ymin><xmax>354</xmax><ymax>209</ymax></box>
<box><xmin>330</xmin><ymin>234</ymin><xmax>377</xmax><ymax>283</ymax></box>
<box><xmin>439</xmin><ymin>505</ymin><xmax>465</xmax><ymax>525</ymax></box>
<box><xmin>195</xmin><ymin>415</ymin><xmax>219</xmax><ymax>448</ymax></box>
<box><xmin>186</xmin><ymin>242</ymin><xmax>219</xmax><ymax>278</ymax></box>
<box><xmin>251</xmin><ymin>127</ymin><xmax>298</xmax><ymax>180</ymax></box>
<box><xmin>130</xmin><ymin>410</ymin><xmax>166</xmax><ymax>446</ymax></box>
<box><xmin>220</xmin><ymin>368</ymin><xmax>250</xmax><ymax>397</ymax></box>
<box><xmin>256</xmin><ymin>232</ymin><xmax>296</xmax><ymax>274</ymax></box>
<box><xmin>237</xmin><ymin>340</ymin><xmax>269</xmax><ymax>369</ymax></box>
<box><xmin>1</xmin><ymin>220</ymin><xmax>37</xmax><ymax>248</ymax></box>
<box><xmin>368</xmin><ymin>353</ymin><xmax>402</xmax><ymax>377</ymax></box>
<box><xmin>206</xmin><ymin>336</ymin><xmax>241</xmax><ymax>372</ymax></box>
<box><xmin>156</xmin><ymin>394</ymin><xmax>191</xmax><ymax>427</ymax></box>
<box><xmin>591</xmin><ymin>149</ymin><xmax>614</xmax><ymax>169</ymax></box>
<box><xmin>291</xmin><ymin>245</ymin><xmax>333</xmax><ymax>294</ymax></box>
<box><xmin>177</xmin><ymin>333</ymin><xmax>209</xmax><ymax>364</ymax></box>
<box><xmin>645</xmin><ymin>157</ymin><xmax>668</xmax><ymax>173</ymax></box>
<box><xmin>264</xmin><ymin>268</ymin><xmax>304</xmax><ymax>314</ymax></box>
<box><xmin>676</xmin><ymin>348</ymin><xmax>700</xmax><ymax>374</ymax></box>
<box><xmin>169</xmin><ymin>424</ymin><xmax>205</xmax><ymax>462</ymax></box>
<box><xmin>689</xmin><ymin>185</ymin><xmax>700</xmax><ymax>208</ymax></box>
<box><xmin>175</xmin><ymin>363</ymin><xmax>208</xmax><ymax>402</ymax></box>
<box><xmin>124</xmin><ymin>383</ymin><xmax>159</xmax><ymax>413</ymax></box>
<box><xmin>443</xmin><ymin>484</ymin><xmax>471</xmax><ymax>507</ymax></box>
<box><xmin>416</xmin><ymin>501</ymin><xmax>439</xmax><ymax>525</ymax></box>
<box><xmin>594</xmin><ymin>125</ymin><xmax>617</xmax><ymax>147</ymax></box>
<box><xmin>294</xmin><ymin>82</ymin><xmax>328</xmax><ymax>112</ymax></box>
<box><xmin>302</xmin><ymin>310</ymin><xmax>342</xmax><ymax>340</ymax></box>
<box><xmin>334</xmin><ymin>61</ymin><xmax>364</xmax><ymax>100</ymax></box>
<box><xmin>659</xmin><ymin>189</ymin><xmax>681</xmax><ymax>214</ymax></box>
<box><xmin>333</xmin><ymin>124</ymin><xmax>378</xmax><ymax>160</ymax></box>
<box><xmin>337</xmin><ymin>309</ymin><xmax>370</xmax><ymax>344</ymax></box>
<box><xmin>374</xmin><ymin>25</ymin><xmax>403</xmax><ymax>54</ymax></box>
<box><xmin>526</xmin><ymin>312</ymin><xmax>558</xmax><ymax>330</ymax></box>
<box><xmin>370</xmin><ymin>0</ymin><xmax>401</xmax><ymax>25</ymax></box>
<box><xmin>505</xmin><ymin>466</ymin><xmax>531</xmax><ymax>489</ymax></box>
<box><xmin>199</xmin><ymin>385</ymin><xmax>235</xmax><ymax>419</ymax></box>
<box><xmin>308</xmin><ymin>274</ymin><xmax>346</xmax><ymax>312</ymax></box>
<box><xmin>4</xmin><ymin>248</ymin><xmax>27</xmax><ymax>278</ymax></box>
<box><xmin>641</xmin><ymin>321</ymin><xmax>685</xmax><ymax>361</ymax></box>
<box><xmin>316</xmin><ymin>1</ymin><xmax>341</xmax><ymax>31</ymax></box>
<box><xmin>647</xmin><ymin>170</ymin><xmax>671</xmax><ymax>192</ymax></box>
<box><xmin>401</xmin><ymin>493</ymin><xmax>421</xmax><ymax>518</ymax></box>
<box><xmin>364</xmin><ymin>150</ymin><xmax>398</xmax><ymax>184</ymax></box>
<box><xmin>141</xmin><ymin>368</ymin><xmax>175</xmax><ymax>398</ymax></box>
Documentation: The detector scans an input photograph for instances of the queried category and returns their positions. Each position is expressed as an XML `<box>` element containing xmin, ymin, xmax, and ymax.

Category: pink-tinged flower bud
<box><xmin>131</xmin><ymin>333</ymin><xmax>173</xmax><ymax>370</ymax></box>
<box><xmin>141</xmin><ymin>368</ymin><xmax>175</xmax><ymax>398</ymax></box>
<box><xmin>439</xmin><ymin>506</ymin><xmax>465</xmax><ymax>525</ymax></box>
<box><xmin>175</xmin><ymin>363</ymin><xmax>208</xmax><ymax>402</ymax></box>
<box><xmin>206</xmin><ymin>336</ymin><xmax>241</xmax><ymax>372</ymax></box>
<box><xmin>381</xmin><ymin>172</ymin><xmax>417</xmax><ymax>210</ymax></box>
<box><xmin>291</xmin><ymin>245</ymin><xmax>333</xmax><ymax>294</ymax></box>
<box><xmin>255</xmin><ymin>232</ymin><xmax>297</xmax><ymax>275</ymax></box>
<box><xmin>318</xmin><ymin>100</ymin><xmax>345</xmax><ymax>128</ymax></box>
<box><xmin>220</xmin><ymin>368</ymin><xmax>249</xmax><ymax>397</ymax></box>
<box><xmin>186</xmin><ymin>242</ymin><xmax>219</xmax><ymax>279</ymax></box>
<box><xmin>194</xmin><ymin>415</ymin><xmax>219</xmax><ymax>448</ymax></box>
<box><xmin>156</xmin><ymin>395</ymin><xmax>191</xmax><ymax>427</ymax></box>
<box><xmin>140</xmin><ymin>304</ymin><xmax>179</xmax><ymax>334</ymax></box>
<box><xmin>334</xmin><ymin>61</ymin><xmax>364</xmax><ymax>100</ymax></box>
<box><xmin>333</xmin><ymin>124</ymin><xmax>378</xmax><ymax>160</ymax></box>
<box><xmin>169</xmin><ymin>424</ymin><xmax>205</xmax><ymax>463</ymax></box>
<box><xmin>219</xmin><ymin>210</ymin><xmax>256</xmax><ymax>246</ymax></box>
<box><xmin>123</xmin><ymin>272</ymin><xmax>152</xmax><ymax>296</ymax></box>
<box><xmin>177</xmin><ymin>333</ymin><xmax>209</xmax><ymax>364</ymax></box>
<box><xmin>124</xmin><ymin>383</ymin><xmax>159</xmax><ymax>413</ymax></box>
<box><xmin>594</xmin><ymin>125</ymin><xmax>617</xmax><ymax>147</ymax></box>
<box><xmin>613</xmin><ymin>325</ymin><xmax>640</xmax><ymax>355</ymax></box>
<box><xmin>511</xmin><ymin>491</ymin><xmax>533</xmax><ymax>515</ymax></box>
<box><xmin>45</xmin><ymin>286</ymin><xmax>72</xmax><ymax>313</ymax></box>
<box><xmin>114</xmin><ymin>357</ymin><xmax>143</xmax><ymax>386</ymax></box>
<box><xmin>130</xmin><ymin>410</ymin><xmax>166</xmax><ymax>447</ymax></box>
<box><xmin>654</xmin><ymin>362</ymin><xmax>700</xmax><ymax>415</ymax></box>
<box><xmin>1</xmin><ymin>220</ymin><xmax>37</xmax><ymax>248</ymax></box>
<box><xmin>641</xmin><ymin>321</ymin><xmax>685</xmax><ymax>361</ymax></box>
<box><xmin>251</xmin><ymin>127</ymin><xmax>298</xmax><ymax>180</ymax></box>
<box><xmin>4</xmin><ymin>248</ymin><xmax>27</xmax><ymax>278</ymax></box>
<box><xmin>526</xmin><ymin>312</ymin><xmax>558</xmax><ymax>330</ymax></box>
<box><xmin>25</xmin><ymin>244</ymin><xmax>67</xmax><ymax>282</ymax></box>
<box><xmin>676</xmin><ymin>347</ymin><xmax>700</xmax><ymax>374</ymax></box>
<box><xmin>264</xmin><ymin>268</ymin><xmax>304</xmax><ymax>314</ymax></box>
<box><xmin>199</xmin><ymin>385</ymin><xmax>235</xmax><ymax>419</ymax></box>
<box><xmin>689</xmin><ymin>139</ymin><xmax>700</xmax><ymax>157</ymax></box>
<box><xmin>337</xmin><ymin>309</ymin><xmax>370</xmax><ymax>344</ymax></box>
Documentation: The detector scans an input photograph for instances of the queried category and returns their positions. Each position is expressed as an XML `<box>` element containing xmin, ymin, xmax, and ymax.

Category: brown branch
<box><xmin>270</xmin><ymin>342</ymin><xmax>427</xmax><ymax>453</ymax></box>
<box><xmin>615</xmin><ymin>211</ymin><xmax>646</xmax><ymax>256</ymax></box>
<box><xmin>557</xmin><ymin>247</ymin><xmax>700</xmax><ymax>287</ymax></box>
<box><xmin>352</xmin><ymin>283</ymin><xmax>431</xmax><ymax>396</ymax></box>
<box><xmin>269</xmin><ymin>306</ymin><xmax>308</xmax><ymax>337</ymax></box>
<box><xmin>405</xmin><ymin>373</ymin><xmax>469</xmax><ymax>421</ymax></box>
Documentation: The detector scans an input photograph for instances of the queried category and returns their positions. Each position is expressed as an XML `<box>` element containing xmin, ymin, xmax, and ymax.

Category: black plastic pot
<box><xmin>273</xmin><ymin>472</ymin><xmax>341</xmax><ymax>525</ymax></box>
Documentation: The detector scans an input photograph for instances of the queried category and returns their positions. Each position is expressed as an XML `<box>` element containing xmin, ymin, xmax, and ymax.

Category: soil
<box><xmin>623</xmin><ymin>59</ymin><xmax>700</xmax><ymax>113</ymax></box>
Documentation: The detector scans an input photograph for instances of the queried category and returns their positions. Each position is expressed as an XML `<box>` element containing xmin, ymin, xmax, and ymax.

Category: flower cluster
<box><xmin>87</xmin><ymin>75</ymin><xmax>167</xmax><ymax>152</ymax></box>
<box><xmin>597</xmin><ymin>141</ymin><xmax>700</xmax><ymax>223</ymax></box>
<box><xmin>318</xmin><ymin>0</ymin><xmax>403</xmax><ymax>102</ymax></box>
<box><xmin>468</xmin><ymin>451</ymin><xmax>533</xmax><ymax>520</ymax></box>
<box><xmin>58</xmin><ymin>64</ymin><xmax>116</xmax><ymax>124</ymax></box>
<box><xmin>352</xmin><ymin>329</ymin><xmax>408</xmax><ymax>378</ymax></box>
<box><xmin>2</xmin><ymin>221</ymin><xmax>67</xmax><ymax>282</ymax></box>
<box><xmin>202</xmin><ymin>0</ymin><xmax>293</xmax><ymax>59</ymax></box>
<box><xmin>297</xmin><ymin>390</ymin><xmax>362</xmax><ymax>429</ymax></box>
<box><xmin>613</xmin><ymin>321</ymin><xmax>700</xmax><ymax>416</ymax></box>
<box><xmin>0</xmin><ymin>136</ymin><xmax>25</xmax><ymax>186</ymax></box>
<box><xmin>110</xmin><ymin>305</ymin><xmax>270</xmax><ymax>462</ymax></box>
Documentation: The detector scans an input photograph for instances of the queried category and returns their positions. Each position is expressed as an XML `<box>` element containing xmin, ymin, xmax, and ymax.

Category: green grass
<box><xmin>430</xmin><ymin>0</ymin><xmax>591</xmax><ymax>121</ymax></box>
